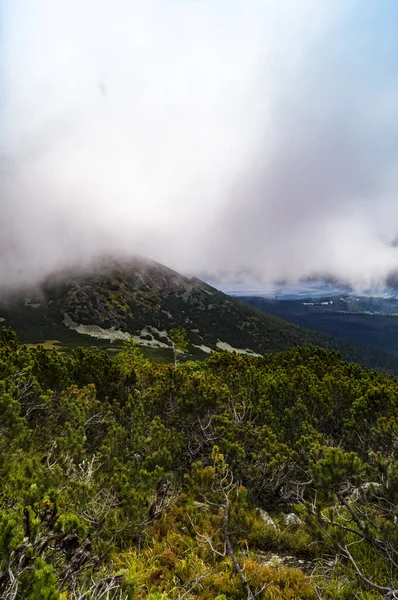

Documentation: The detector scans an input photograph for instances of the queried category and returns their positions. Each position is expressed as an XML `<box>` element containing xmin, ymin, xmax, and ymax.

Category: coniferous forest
<box><xmin>1</xmin><ymin>327</ymin><xmax>398</xmax><ymax>599</ymax></box>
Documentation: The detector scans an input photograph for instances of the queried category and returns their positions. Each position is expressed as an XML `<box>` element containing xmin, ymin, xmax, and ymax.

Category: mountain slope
<box><xmin>240</xmin><ymin>294</ymin><xmax>398</xmax><ymax>353</ymax></box>
<box><xmin>1</xmin><ymin>257</ymin><xmax>398</xmax><ymax>371</ymax></box>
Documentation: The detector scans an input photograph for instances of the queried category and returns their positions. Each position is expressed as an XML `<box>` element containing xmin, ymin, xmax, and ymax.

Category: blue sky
<box><xmin>2</xmin><ymin>1</ymin><xmax>398</xmax><ymax>291</ymax></box>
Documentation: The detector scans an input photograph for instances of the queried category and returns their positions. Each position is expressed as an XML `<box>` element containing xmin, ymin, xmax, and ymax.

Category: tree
<box><xmin>169</xmin><ymin>328</ymin><xmax>188</xmax><ymax>366</ymax></box>
<box><xmin>187</xmin><ymin>447</ymin><xmax>271</xmax><ymax>600</ymax></box>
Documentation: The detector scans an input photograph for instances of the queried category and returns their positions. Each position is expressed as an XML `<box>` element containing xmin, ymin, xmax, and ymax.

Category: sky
<box><xmin>2</xmin><ymin>0</ymin><xmax>398</xmax><ymax>292</ymax></box>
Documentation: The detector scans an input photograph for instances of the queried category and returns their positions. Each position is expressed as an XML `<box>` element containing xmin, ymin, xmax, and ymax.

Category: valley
<box><xmin>241</xmin><ymin>293</ymin><xmax>398</xmax><ymax>360</ymax></box>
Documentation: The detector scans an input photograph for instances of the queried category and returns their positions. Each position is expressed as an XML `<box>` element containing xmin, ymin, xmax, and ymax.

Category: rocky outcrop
<box><xmin>282</xmin><ymin>513</ymin><xmax>303</xmax><ymax>527</ymax></box>
<box><xmin>257</xmin><ymin>509</ymin><xmax>277</xmax><ymax>530</ymax></box>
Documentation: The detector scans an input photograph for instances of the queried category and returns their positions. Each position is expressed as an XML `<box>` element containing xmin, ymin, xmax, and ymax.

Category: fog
<box><xmin>2</xmin><ymin>0</ymin><xmax>398</xmax><ymax>291</ymax></box>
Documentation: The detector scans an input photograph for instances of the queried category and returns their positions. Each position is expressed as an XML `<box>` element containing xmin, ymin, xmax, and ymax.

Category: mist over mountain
<box><xmin>3</xmin><ymin>1</ymin><xmax>398</xmax><ymax>291</ymax></box>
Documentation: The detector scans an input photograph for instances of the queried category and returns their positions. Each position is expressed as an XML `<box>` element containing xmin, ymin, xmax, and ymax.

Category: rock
<box><xmin>350</xmin><ymin>482</ymin><xmax>383</xmax><ymax>503</ymax></box>
<box><xmin>262</xmin><ymin>554</ymin><xmax>284</xmax><ymax>567</ymax></box>
<box><xmin>283</xmin><ymin>513</ymin><xmax>303</xmax><ymax>527</ymax></box>
<box><xmin>255</xmin><ymin>551</ymin><xmax>316</xmax><ymax>573</ymax></box>
<box><xmin>361</xmin><ymin>482</ymin><xmax>383</xmax><ymax>494</ymax></box>
<box><xmin>257</xmin><ymin>509</ymin><xmax>277</xmax><ymax>530</ymax></box>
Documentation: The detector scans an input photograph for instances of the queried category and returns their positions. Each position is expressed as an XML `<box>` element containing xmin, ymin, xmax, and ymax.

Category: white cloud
<box><xmin>2</xmin><ymin>0</ymin><xmax>398</xmax><ymax>290</ymax></box>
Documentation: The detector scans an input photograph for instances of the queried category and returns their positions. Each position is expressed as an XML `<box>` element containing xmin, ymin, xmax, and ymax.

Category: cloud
<box><xmin>2</xmin><ymin>0</ymin><xmax>398</xmax><ymax>291</ymax></box>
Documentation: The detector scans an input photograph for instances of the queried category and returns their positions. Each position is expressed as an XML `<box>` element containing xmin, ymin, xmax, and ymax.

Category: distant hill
<box><xmin>241</xmin><ymin>294</ymin><xmax>398</xmax><ymax>372</ymax></box>
<box><xmin>1</xmin><ymin>257</ymin><xmax>398</xmax><ymax>371</ymax></box>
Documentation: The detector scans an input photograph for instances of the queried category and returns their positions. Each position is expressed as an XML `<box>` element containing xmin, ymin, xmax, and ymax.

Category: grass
<box><xmin>25</xmin><ymin>339</ymin><xmax>64</xmax><ymax>350</ymax></box>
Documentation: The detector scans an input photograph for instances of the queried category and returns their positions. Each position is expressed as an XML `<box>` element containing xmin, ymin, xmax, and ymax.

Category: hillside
<box><xmin>241</xmin><ymin>294</ymin><xmax>398</xmax><ymax>366</ymax></box>
<box><xmin>1</xmin><ymin>257</ymin><xmax>398</xmax><ymax>371</ymax></box>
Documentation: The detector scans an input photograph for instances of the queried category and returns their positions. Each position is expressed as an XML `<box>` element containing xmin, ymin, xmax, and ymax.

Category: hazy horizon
<box><xmin>3</xmin><ymin>1</ymin><xmax>398</xmax><ymax>292</ymax></box>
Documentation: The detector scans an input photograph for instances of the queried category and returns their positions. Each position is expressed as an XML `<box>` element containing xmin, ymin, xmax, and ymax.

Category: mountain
<box><xmin>1</xmin><ymin>256</ymin><xmax>398</xmax><ymax>371</ymax></box>
<box><xmin>241</xmin><ymin>294</ymin><xmax>398</xmax><ymax>364</ymax></box>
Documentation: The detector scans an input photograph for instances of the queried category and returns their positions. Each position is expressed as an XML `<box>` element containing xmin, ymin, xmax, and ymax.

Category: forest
<box><xmin>0</xmin><ymin>327</ymin><xmax>397</xmax><ymax>599</ymax></box>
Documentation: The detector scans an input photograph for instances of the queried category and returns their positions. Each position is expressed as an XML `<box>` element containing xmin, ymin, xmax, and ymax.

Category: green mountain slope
<box><xmin>1</xmin><ymin>257</ymin><xmax>398</xmax><ymax>371</ymax></box>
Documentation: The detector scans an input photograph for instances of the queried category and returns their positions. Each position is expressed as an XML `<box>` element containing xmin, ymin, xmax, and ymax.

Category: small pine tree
<box><xmin>30</xmin><ymin>559</ymin><xmax>60</xmax><ymax>600</ymax></box>
<box><xmin>169</xmin><ymin>327</ymin><xmax>188</xmax><ymax>366</ymax></box>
